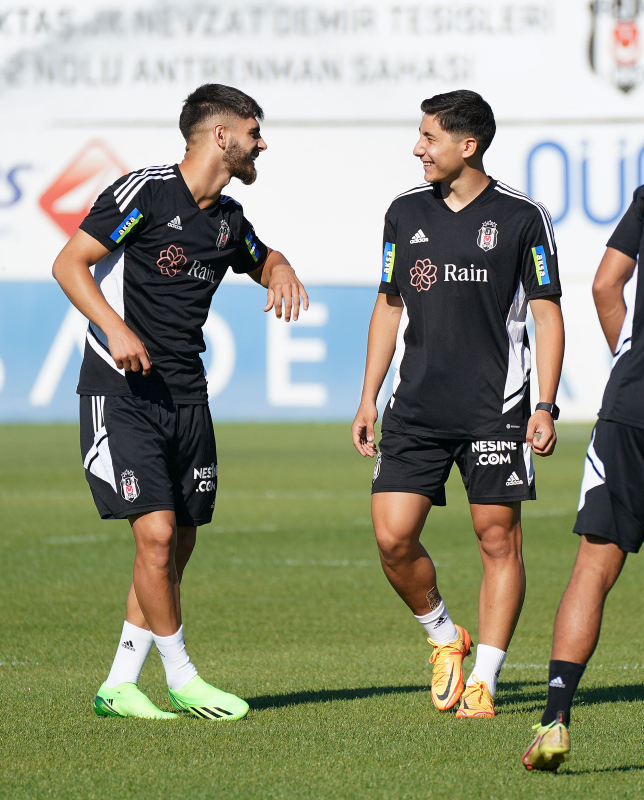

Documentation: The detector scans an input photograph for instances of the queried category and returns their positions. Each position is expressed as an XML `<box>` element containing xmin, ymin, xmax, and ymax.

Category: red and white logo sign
<box><xmin>120</xmin><ymin>469</ymin><xmax>140</xmax><ymax>502</ymax></box>
<box><xmin>39</xmin><ymin>141</ymin><xmax>127</xmax><ymax>237</ymax></box>
<box><xmin>477</xmin><ymin>220</ymin><xmax>498</xmax><ymax>251</ymax></box>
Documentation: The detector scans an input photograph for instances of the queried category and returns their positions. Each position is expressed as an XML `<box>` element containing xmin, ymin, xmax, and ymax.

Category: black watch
<box><xmin>535</xmin><ymin>402</ymin><xmax>559</xmax><ymax>420</ymax></box>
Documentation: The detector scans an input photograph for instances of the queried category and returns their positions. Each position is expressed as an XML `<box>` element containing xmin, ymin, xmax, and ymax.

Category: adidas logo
<box><xmin>120</xmin><ymin>640</ymin><xmax>135</xmax><ymax>651</ymax></box>
<box><xmin>433</xmin><ymin>615</ymin><xmax>446</xmax><ymax>629</ymax></box>
<box><xmin>410</xmin><ymin>229</ymin><xmax>428</xmax><ymax>244</ymax></box>
<box><xmin>167</xmin><ymin>215</ymin><xmax>182</xmax><ymax>230</ymax></box>
<box><xmin>549</xmin><ymin>676</ymin><xmax>566</xmax><ymax>688</ymax></box>
<box><xmin>505</xmin><ymin>471</ymin><xmax>523</xmax><ymax>486</ymax></box>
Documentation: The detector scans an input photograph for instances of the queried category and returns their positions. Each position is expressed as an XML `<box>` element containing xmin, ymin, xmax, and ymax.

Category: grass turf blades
<box><xmin>1</xmin><ymin>423</ymin><xmax>644</xmax><ymax>799</ymax></box>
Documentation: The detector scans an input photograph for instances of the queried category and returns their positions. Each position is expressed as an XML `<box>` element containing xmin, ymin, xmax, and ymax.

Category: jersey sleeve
<box><xmin>520</xmin><ymin>204</ymin><xmax>561</xmax><ymax>300</ymax></box>
<box><xmin>378</xmin><ymin>206</ymin><xmax>400</xmax><ymax>296</ymax></box>
<box><xmin>79</xmin><ymin>177</ymin><xmax>148</xmax><ymax>252</ymax></box>
<box><xmin>230</xmin><ymin>217</ymin><xmax>268</xmax><ymax>274</ymax></box>
<box><xmin>607</xmin><ymin>187</ymin><xmax>644</xmax><ymax>259</ymax></box>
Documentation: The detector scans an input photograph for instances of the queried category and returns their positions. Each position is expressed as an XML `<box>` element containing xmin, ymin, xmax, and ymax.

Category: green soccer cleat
<box><xmin>94</xmin><ymin>682</ymin><xmax>178</xmax><ymax>719</ymax></box>
<box><xmin>168</xmin><ymin>675</ymin><xmax>250</xmax><ymax>721</ymax></box>
<box><xmin>522</xmin><ymin>712</ymin><xmax>571</xmax><ymax>771</ymax></box>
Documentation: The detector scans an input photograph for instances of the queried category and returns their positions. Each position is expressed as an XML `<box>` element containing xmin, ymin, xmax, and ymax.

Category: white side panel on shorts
<box><xmin>83</xmin><ymin>395</ymin><xmax>117</xmax><ymax>492</ymax></box>
<box><xmin>577</xmin><ymin>428</ymin><xmax>606</xmax><ymax>512</ymax></box>
<box><xmin>502</xmin><ymin>281</ymin><xmax>530</xmax><ymax>415</ymax></box>
<box><xmin>612</xmin><ymin>262</ymin><xmax>638</xmax><ymax>367</ymax></box>
<box><xmin>522</xmin><ymin>442</ymin><xmax>535</xmax><ymax>485</ymax></box>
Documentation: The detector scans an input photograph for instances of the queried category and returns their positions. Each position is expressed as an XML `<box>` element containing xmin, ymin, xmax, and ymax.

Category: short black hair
<box><xmin>179</xmin><ymin>84</ymin><xmax>264</xmax><ymax>141</ymax></box>
<box><xmin>420</xmin><ymin>90</ymin><xmax>496</xmax><ymax>154</ymax></box>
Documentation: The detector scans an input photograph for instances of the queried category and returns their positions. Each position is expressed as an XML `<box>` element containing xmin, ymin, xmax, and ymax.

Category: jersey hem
<box><xmin>371</xmin><ymin>485</ymin><xmax>447</xmax><ymax>506</ymax></box>
<box><xmin>524</xmin><ymin>288</ymin><xmax>562</xmax><ymax>300</ymax></box>
<box><xmin>378</xmin><ymin>284</ymin><xmax>401</xmax><ymax>296</ymax></box>
<box><xmin>597</xmin><ymin>412</ymin><xmax>644</xmax><ymax>432</ymax></box>
<box><xmin>572</xmin><ymin>524</ymin><xmax>639</xmax><ymax>553</ymax></box>
<box><xmin>466</xmin><ymin>491</ymin><xmax>536</xmax><ymax>504</ymax></box>
<box><xmin>98</xmin><ymin>503</ymin><xmax>176</xmax><ymax>520</ymax></box>
<box><xmin>381</xmin><ymin>421</ymin><xmax>528</xmax><ymax>441</ymax></box>
<box><xmin>79</xmin><ymin>222</ymin><xmax>121</xmax><ymax>252</ymax></box>
<box><xmin>77</xmin><ymin>389</ymin><xmax>209</xmax><ymax>404</ymax></box>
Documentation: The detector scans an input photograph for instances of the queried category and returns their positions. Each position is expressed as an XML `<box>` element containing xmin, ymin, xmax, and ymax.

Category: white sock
<box><xmin>414</xmin><ymin>599</ymin><xmax>459</xmax><ymax>644</ymax></box>
<box><xmin>153</xmin><ymin>624</ymin><xmax>198</xmax><ymax>691</ymax></box>
<box><xmin>466</xmin><ymin>644</ymin><xmax>506</xmax><ymax>696</ymax></box>
<box><xmin>105</xmin><ymin>620</ymin><xmax>154</xmax><ymax>688</ymax></box>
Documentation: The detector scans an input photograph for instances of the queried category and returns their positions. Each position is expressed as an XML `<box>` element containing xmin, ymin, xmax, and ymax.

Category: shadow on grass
<box><xmin>250</xmin><ymin>684</ymin><xmax>427</xmax><ymax>710</ymax></box>
<box><xmin>499</xmin><ymin>679</ymin><xmax>644</xmax><ymax>705</ymax></box>
<box><xmin>495</xmin><ymin>679</ymin><xmax>644</xmax><ymax>717</ymax></box>
<box><xmin>564</xmin><ymin>764</ymin><xmax>644</xmax><ymax>775</ymax></box>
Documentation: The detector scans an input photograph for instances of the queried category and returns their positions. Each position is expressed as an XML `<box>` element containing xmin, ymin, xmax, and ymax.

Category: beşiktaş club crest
<box><xmin>589</xmin><ymin>0</ymin><xmax>644</xmax><ymax>93</ymax></box>
<box><xmin>477</xmin><ymin>220</ymin><xmax>498</xmax><ymax>251</ymax></box>
<box><xmin>216</xmin><ymin>219</ymin><xmax>230</xmax><ymax>250</ymax></box>
<box><xmin>120</xmin><ymin>469</ymin><xmax>140</xmax><ymax>502</ymax></box>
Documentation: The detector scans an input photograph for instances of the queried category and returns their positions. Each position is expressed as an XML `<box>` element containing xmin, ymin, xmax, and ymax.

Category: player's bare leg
<box><xmin>128</xmin><ymin>510</ymin><xmax>183</xmax><ymax>636</ymax></box>
<box><xmin>471</xmin><ymin>502</ymin><xmax>525</xmax><ymax>650</ymax></box>
<box><xmin>551</xmin><ymin>534</ymin><xmax>626</xmax><ymax>664</ymax></box>
<box><xmin>125</xmin><ymin>522</ymin><xmax>197</xmax><ymax>631</ymax></box>
<box><xmin>372</xmin><ymin>491</ymin><xmax>471</xmax><ymax>710</ymax></box>
<box><xmin>371</xmin><ymin>491</ymin><xmax>435</xmax><ymax>613</ymax></box>
<box><xmin>456</xmin><ymin>502</ymin><xmax>523</xmax><ymax>717</ymax></box>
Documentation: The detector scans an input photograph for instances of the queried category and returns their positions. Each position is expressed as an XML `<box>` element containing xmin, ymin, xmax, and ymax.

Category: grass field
<box><xmin>2</xmin><ymin>422</ymin><xmax>644</xmax><ymax>799</ymax></box>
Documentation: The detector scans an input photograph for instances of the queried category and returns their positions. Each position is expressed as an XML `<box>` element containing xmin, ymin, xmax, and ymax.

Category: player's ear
<box><xmin>213</xmin><ymin>123</ymin><xmax>227</xmax><ymax>151</ymax></box>
<box><xmin>463</xmin><ymin>137</ymin><xmax>478</xmax><ymax>158</ymax></box>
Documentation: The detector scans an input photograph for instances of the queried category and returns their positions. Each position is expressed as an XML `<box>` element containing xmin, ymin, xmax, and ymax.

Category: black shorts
<box><xmin>371</xmin><ymin>429</ymin><xmax>536</xmax><ymax>505</ymax></box>
<box><xmin>80</xmin><ymin>395</ymin><xmax>217</xmax><ymax>527</ymax></box>
<box><xmin>574</xmin><ymin>419</ymin><xmax>644</xmax><ymax>553</ymax></box>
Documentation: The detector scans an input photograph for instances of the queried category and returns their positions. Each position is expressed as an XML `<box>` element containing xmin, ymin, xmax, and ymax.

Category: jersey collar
<box><xmin>432</xmin><ymin>177</ymin><xmax>497</xmax><ymax>215</ymax></box>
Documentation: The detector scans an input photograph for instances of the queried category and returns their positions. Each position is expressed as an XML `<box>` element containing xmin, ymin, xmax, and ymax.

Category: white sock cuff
<box><xmin>414</xmin><ymin>600</ymin><xmax>446</xmax><ymax>624</ymax></box>
<box><xmin>122</xmin><ymin>620</ymin><xmax>153</xmax><ymax>642</ymax></box>
<box><xmin>152</xmin><ymin>624</ymin><xmax>185</xmax><ymax>647</ymax></box>
<box><xmin>476</xmin><ymin>643</ymin><xmax>506</xmax><ymax>661</ymax></box>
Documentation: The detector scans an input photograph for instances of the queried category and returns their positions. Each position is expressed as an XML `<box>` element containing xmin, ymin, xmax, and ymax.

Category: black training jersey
<box><xmin>599</xmin><ymin>185</ymin><xmax>644</xmax><ymax>430</ymax></box>
<box><xmin>378</xmin><ymin>178</ymin><xmax>561</xmax><ymax>440</ymax></box>
<box><xmin>77</xmin><ymin>164</ymin><xmax>267</xmax><ymax>403</ymax></box>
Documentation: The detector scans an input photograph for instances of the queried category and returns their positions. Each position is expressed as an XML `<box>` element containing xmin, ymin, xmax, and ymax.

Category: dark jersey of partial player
<box><xmin>378</xmin><ymin>178</ymin><xmax>561</xmax><ymax>440</ymax></box>
<box><xmin>77</xmin><ymin>164</ymin><xmax>267</xmax><ymax>403</ymax></box>
<box><xmin>599</xmin><ymin>186</ymin><xmax>644</xmax><ymax>430</ymax></box>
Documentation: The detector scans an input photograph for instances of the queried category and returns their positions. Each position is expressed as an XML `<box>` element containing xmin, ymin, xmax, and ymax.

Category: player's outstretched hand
<box><xmin>352</xmin><ymin>402</ymin><xmax>378</xmax><ymax>457</ymax></box>
<box><xmin>264</xmin><ymin>263</ymin><xmax>309</xmax><ymax>322</ymax></box>
<box><xmin>526</xmin><ymin>410</ymin><xmax>556</xmax><ymax>457</ymax></box>
<box><xmin>107</xmin><ymin>322</ymin><xmax>152</xmax><ymax>375</ymax></box>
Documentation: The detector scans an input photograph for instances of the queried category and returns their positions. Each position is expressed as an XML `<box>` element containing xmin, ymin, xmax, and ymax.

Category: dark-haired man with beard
<box><xmin>52</xmin><ymin>84</ymin><xmax>308</xmax><ymax>720</ymax></box>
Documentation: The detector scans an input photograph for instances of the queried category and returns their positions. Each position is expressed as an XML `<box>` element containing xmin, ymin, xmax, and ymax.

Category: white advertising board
<box><xmin>0</xmin><ymin>0</ymin><xmax>642</xmax><ymax>420</ymax></box>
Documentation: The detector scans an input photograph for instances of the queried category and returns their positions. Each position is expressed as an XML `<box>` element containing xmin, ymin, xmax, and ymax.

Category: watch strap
<box><xmin>535</xmin><ymin>402</ymin><xmax>559</xmax><ymax>420</ymax></box>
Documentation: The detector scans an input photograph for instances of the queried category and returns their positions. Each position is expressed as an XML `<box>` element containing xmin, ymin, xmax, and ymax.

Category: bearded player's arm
<box><xmin>247</xmin><ymin>248</ymin><xmax>309</xmax><ymax>322</ymax></box>
<box><xmin>52</xmin><ymin>229</ymin><xmax>151</xmax><ymax>375</ymax></box>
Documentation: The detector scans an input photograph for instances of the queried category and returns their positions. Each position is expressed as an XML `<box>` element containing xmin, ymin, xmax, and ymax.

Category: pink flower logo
<box><xmin>157</xmin><ymin>245</ymin><xmax>187</xmax><ymax>277</ymax></box>
<box><xmin>410</xmin><ymin>258</ymin><xmax>437</xmax><ymax>291</ymax></box>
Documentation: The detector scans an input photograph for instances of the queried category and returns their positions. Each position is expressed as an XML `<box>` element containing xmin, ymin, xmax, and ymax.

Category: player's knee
<box><xmin>136</xmin><ymin>522</ymin><xmax>177</xmax><ymax>565</ymax></box>
<box><xmin>375</xmin><ymin>528</ymin><xmax>415</xmax><ymax>566</ymax></box>
<box><xmin>476</xmin><ymin>523</ymin><xmax>521</xmax><ymax>560</ymax></box>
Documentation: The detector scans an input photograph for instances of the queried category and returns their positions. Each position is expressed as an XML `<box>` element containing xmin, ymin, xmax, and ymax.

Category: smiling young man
<box><xmin>352</xmin><ymin>90</ymin><xmax>564</xmax><ymax>717</ymax></box>
<box><xmin>52</xmin><ymin>83</ymin><xmax>308</xmax><ymax>720</ymax></box>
